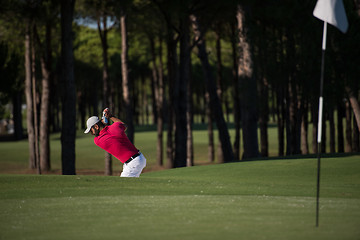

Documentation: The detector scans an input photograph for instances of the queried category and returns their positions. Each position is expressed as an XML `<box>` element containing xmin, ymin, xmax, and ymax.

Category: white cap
<box><xmin>84</xmin><ymin>116</ymin><xmax>100</xmax><ymax>134</ymax></box>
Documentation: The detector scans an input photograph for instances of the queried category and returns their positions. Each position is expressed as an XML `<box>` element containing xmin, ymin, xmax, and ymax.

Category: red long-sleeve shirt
<box><xmin>94</xmin><ymin>122</ymin><xmax>138</xmax><ymax>163</ymax></box>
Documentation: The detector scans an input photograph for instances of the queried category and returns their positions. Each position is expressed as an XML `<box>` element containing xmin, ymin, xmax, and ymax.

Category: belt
<box><xmin>125</xmin><ymin>152</ymin><xmax>140</xmax><ymax>164</ymax></box>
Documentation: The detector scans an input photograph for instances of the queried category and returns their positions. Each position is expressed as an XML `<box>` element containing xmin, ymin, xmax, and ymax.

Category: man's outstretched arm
<box><xmin>109</xmin><ymin>115</ymin><xmax>128</xmax><ymax>130</ymax></box>
<box><xmin>109</xmin><ymin>115</ymin><xmax>123</xmax><ymax>123</ymax></box>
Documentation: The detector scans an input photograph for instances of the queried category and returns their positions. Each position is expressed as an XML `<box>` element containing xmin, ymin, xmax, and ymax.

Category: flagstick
<box><xmin>316</xmin><ymin>21</ymin><xmax>327</xmax><ymax>228</ymax></box>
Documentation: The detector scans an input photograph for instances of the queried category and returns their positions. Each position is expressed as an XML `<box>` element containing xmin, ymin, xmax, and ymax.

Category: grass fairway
<box><xmin>1</xmin><ymin>156</ymin><xmax>360</xmax><ymax>240</ymax></box>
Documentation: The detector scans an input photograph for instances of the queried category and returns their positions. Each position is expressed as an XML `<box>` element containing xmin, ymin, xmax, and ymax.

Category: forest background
<box><xmin>0</xmin><ymin>0</ymin><xmax>359</xmax><ymax>175</ymax></box>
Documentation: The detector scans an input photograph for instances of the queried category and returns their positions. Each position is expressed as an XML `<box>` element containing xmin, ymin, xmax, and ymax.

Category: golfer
<box><xmin>84</xmin><ymin>109</ymin><xmax>146</xmax><ymax>177</ymax></box>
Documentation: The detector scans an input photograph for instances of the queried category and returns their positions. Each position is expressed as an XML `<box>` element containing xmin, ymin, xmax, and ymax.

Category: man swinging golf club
<box><xmin>84</xmin><ymin>108</ymin><xmax>146</xmax><ymax>177</ymax></box>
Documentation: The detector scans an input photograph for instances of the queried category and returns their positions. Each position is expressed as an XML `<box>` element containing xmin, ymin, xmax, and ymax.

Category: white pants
<box><xmin>120</xmin><ymin>152</ymin><xmax>146</xmax><ymax>177</ymax></box>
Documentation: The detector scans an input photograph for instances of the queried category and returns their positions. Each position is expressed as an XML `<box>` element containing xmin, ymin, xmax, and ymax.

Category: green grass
<box><xmin>1</xmin><ymin>156</ymin><xmax>360</xmax><ymax>240</ymax></box>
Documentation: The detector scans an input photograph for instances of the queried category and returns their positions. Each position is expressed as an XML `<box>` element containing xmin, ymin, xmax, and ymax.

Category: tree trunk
<box><xmin>31</xmin><ymin>26</ymin><xmax>40</xmax><ymax>174</ymax></box>
<box><xmin>345</xmin><ymin>86</ymin><xmax>360</xmax><ymax>132</ymax></box>
<box><xmin>236</xmin><ymin>5</ymin><xmax>259</xmax><ymax>159</ymax></box>
<box><xmin>285</xmin><ymin>39</ymin><xmax>298</xmax><ymax>155</ymax></box>
<box><xmin>38</xmin><ymin>23</ymin><xmax>51</xmax><ymax>172</ymax></box>
<box><xmin>276</xmin><ymin>88</ymin><xmax>285</xmax><ymax>156</ymax></box>
<box><xmin>345</xmin><ymin>100</ymin><xmax>352</xmax><ymax>152</ymax></box>
<box><xmin>60</xmin><ymin>0</ymin><xmax>76</xmax><ymax>175</ymax></box>
<box><xmin>215</xmin><ymin>30</ymin><xmax>223</xmax><ymax>101</ymax></box>
<box><xmin>149</xmin><ymin>36</ymin><xmax>164</xmax><ymax>166</ymax></box>
<box><xmin>98</xmin><ymin>17</ymin><xmax>109</xmax><ymax>107</ymax></box>
<box><xmin>337</xmin><ymin>102</ymin><xmax>344</xmax><ymax>152</ymax></box>
<box><xmin>166</xmin><ymin>26</ymin><xmax>177</xmax><ymax>169</ymax></box>
<box><xmin>321</xmin><ymin>112</ymin><xmax>326</xmax><ymax>153</ymax></box>
<box><xmin>353</xmin><ymin>115</ymin><xmax>359</xmax><ymax>152</ymax></box>
<box><xmin>174</xmin><ymin>15</ymin><xmax>189</xmax><ymax>168</ymax></box>
<box><xmin>301</xmin><ymin>102</ymin><xmax>309</xmax><ymax>154</ymax></box>
<box><xmin>98</xmin><ymin>14</ymin><xmax>112</xmax><ymax>176</ymax></box>
<box><xmin>295</xmin><ymin>85</ymin><xmax>302</xmax><ymax>154</ymax></box>
<box><xmin>312</xmin><ymin>102</ymin><xmax>318</xmax><ymax>154</ymax></box>
<box><xmin>259</xmin><ymin>77</ymin><xmax>269</xmax><ymax>157</ymax></box>
<box><xmin>205</xmin><ymin>91</ymin><xmax>215</xmax><ymax>162</ymax></box>
<box><xmin>186</xmin><ymin>55</ymin><xmax>193</xmax><ymax>167</ymax></box>
<box><xmin>190</xmin><ymin>14</ymin><xmax>234</xmax><ymax>163</ymax></box>
<box><xmin>24</xmin><ymin>22</ymin><xmax>36</xmax><ymax>169</ymax></box>
<box><xmin>215</xmin><ymin>30</ymin><xmax>224</xmax><ymax>163</ymax></box>
<box><xmin>142</xmin><ymin>75</ymin><xmax>149</xmax><ymax>124</ymax></box>
<box><xmin>231</xmin><ymin>22</ymin><xmax>240</xmax><ymax>160</ymax></box>
<box><xmin>120</xmin><ymin>10</ymin><xmax>134</xmax><ymax>145</ymax></box>
<box><xmin>150</xmin><ymin>43</ymin><xmax>158</xmax><ymax>125</ymax></box>
<box><xmin>157</xmin><ymin>38</ymin><xmax>165</xmax><ymax>166</ymax></box>
<box><xmin>329</xmin><ymin>107</ymin><xmax>336</xmax><ymax>153</ymax></box>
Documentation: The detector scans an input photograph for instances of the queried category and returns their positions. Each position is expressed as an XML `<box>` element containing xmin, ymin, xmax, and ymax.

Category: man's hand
<box><xmin>102</xmin><ymin>108</ymin><xmax>123</xmax><ymax>124</ymax></box>
<box><xmin>103</xmin><ymin>108</ymin><xmax>112</xmax><ymax>119</ymax></box>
